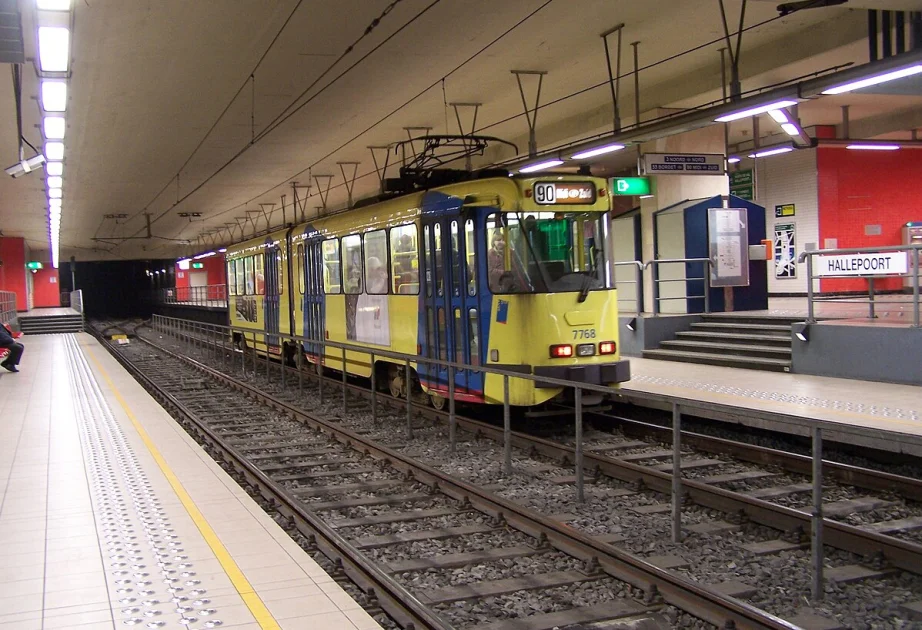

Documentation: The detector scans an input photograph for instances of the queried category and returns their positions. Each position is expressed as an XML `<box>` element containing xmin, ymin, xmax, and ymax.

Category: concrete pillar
<box><xmin>640</xmin><ymin>122</ymin><xmax>729</xmax><ymax>313</ymax></box>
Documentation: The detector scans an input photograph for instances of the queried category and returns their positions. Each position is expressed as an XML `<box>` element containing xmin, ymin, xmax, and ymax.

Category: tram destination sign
<box><xmin>641</xmin><ymin>153</ymin><xmax>726</xmax><ymax>176</ymax></box>
<box><xmin>533</xmin><ymin>181</ymin><xmax>596</xmax><ymax>205</ymax></box>
<box><xmin>816</xmin><ymin>252</ymin><xmax>909</xmax><ymax>277</ymax></box>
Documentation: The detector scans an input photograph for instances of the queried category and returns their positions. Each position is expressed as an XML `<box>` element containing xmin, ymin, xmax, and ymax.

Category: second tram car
<box><xmin>225</xmin><ymin>174</ymin><xmax>630</xmax><ymax>408</ymax></box>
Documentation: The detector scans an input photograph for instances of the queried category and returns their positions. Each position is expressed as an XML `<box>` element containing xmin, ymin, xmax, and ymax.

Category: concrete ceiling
<box><xmin>1</xmin><ymin>0</ymin><xmax>920</xmax><ymax>261</ymax></box>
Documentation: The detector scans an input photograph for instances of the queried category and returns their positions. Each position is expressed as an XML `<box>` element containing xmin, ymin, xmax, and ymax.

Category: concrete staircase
<box><xmin>643</xmin><ymin>314</ymin><xmax>799</xmax><ymax>372</ymax></box>
<box><xmin>19</xmin><ymin>313</ymin><xmax>84</xmax><ymax>335</ymax></box>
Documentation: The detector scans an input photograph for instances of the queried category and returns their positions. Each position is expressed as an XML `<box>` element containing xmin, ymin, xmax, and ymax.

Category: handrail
<box><xmin>644</xmin><ymin>257</ymin><xmax>711</xmax><ymax>315</ymax></box>
<box><xmin>613</xmin><ymin>261</ymin><xmax>644</xmax><ymax>314</ymax></box>
<box><xmin>798</xmin><ymin>244</ymin><xmax>920</xmax><ymax>327</ymax></box>
<box><xmin>153</xmin><ymin>284</ymin><xmax>229</xmax><ymax>308</ymax></box>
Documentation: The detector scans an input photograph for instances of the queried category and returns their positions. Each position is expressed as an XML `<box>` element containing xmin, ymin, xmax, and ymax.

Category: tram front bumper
<box><xmin>533</xmin><ymin>360</ymin><xmax>631</xmax><ymax>389</ymax></box>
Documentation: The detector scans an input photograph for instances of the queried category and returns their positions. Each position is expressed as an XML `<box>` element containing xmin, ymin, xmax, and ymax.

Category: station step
<box><xmin>660</xmin><ymin>339</ymin><xmax>792</xmax><ymax>359</ymax></box>
<box><xmin>675</xmin><ymin>331</ymin><xmax>792</xmax><ymax>346</ymax></box>
<box><xmin>690</xmin><ymin>321</ymin><xmax>792</xmax><ymax>334</ymax></box>
<box><xmin>699</xmin><ymin>313</ymin><xmax>805</xmax><ymax>326</ymax></box>
<box><xmin>19</xmin><ymin>315</ymin><xmax>84</xmax><ymax>335</ymax></box>
<box><xmin>642</xmin><ymin>348</ymin><xmax>791</xmax><ymax>372</ymax></box>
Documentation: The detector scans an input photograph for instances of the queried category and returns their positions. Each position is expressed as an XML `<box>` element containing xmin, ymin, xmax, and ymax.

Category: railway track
<box><xmin>92</xmin><ymin>323</ymin><xmax>805</xmax><ymax>630</ymax></box>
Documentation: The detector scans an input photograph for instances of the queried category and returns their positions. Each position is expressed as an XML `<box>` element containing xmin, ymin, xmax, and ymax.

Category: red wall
<box><xmin>174</xmin><ymin>253</ymin><xmax>226</xmax><ymax>300</ymax></box>
<box><xmin>32</xmin><ymin>267</ymin><xmax>61</xmax><ymax>307</ymax></box>
<box><xmin>817</xmin><ymin>147</ymin><xmax>922</xmax><ymax>292</ymax></box>
<box><xmin>0</xmin><ymin>238</ymin><xmax>28</xmax><ymax>310</ymax></box>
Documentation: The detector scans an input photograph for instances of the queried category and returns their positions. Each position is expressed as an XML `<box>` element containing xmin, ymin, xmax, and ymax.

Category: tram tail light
<box><xmin>599</xmin><ymin>341</ymin><xmax>616</xmax><ymax>355</ymax></box>
<box><xmin>549</xmin><ymin>344</ymin><xmax>573</xmax><ymax>358</ymax></box>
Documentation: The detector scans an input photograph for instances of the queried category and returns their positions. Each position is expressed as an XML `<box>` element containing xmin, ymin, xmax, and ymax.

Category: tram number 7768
<box><xmin>572</xmin><ymin>328</ymin><xmax>596</xmax><ymax>340</ymax></box>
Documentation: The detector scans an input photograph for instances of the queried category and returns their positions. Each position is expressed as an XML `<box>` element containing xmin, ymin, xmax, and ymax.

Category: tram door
<box><xmin>264</xmin><ymin>244</ymin><xmax>281</xmax><ymax>352</ymax></box>
<box><xmin>303</xmin><ymin>239</ymin><xmax>325</xmax><ymax>361</ymax></box>
<box><xmin>421</xmin><ymin>215</ymin><xmax>484</xmax><ymax>400</ymax></box>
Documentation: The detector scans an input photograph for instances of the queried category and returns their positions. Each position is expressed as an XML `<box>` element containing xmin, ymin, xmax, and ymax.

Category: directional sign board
<box><xmin>611</xmin><ymin>177</ymin><xmax>650</xmax><ymax>196</ymax></box>
<box><xmin>815</xmin><ymin>252</ymin><xmax>908</xmax><ymax>277</ymax></box>
<box><xmin>642</xmin><ymin>153</ymin><xmax>726</xmax><ymax>176</ymax></box>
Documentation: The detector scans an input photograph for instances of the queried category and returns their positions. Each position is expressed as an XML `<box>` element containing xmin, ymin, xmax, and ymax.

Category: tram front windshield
<box><xmin>486</xmin><ymin>211</ymin><xmax>612</xmax><ymax>294</ymax></box>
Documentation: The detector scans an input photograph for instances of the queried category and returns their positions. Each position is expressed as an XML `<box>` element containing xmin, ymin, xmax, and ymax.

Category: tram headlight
<box><xmin>576</xmin><ymin>343</ymin><xmax>596</xmax><ymax>357</ymax></box>
<box><xmin>549</xmin><ymin>344</ymin><xmax>573</xmax><ymax>358</ymax></box>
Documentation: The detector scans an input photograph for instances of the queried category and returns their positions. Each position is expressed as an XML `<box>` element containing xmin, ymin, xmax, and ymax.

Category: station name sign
<box><xmin>816</xmin><ymin>252</ymin><xmax>909</xmax><ymax>277</ymax></box>
<box><xmin>641</xmin><ymin>153</ymin><xmax>726</xmax><ymax>176</ymax></box>
<box><xmin>533</xmin><ymin>181</ymin><xmax>596</xmax><ymax>205</ymax></box>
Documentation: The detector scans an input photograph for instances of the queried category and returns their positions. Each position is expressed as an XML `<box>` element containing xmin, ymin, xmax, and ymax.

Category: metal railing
<box><xmin>0</xmin><ymin>291</ymin><xmax>18</xmax><ymax>329</ymax></box>
<box><xmin>613</xmin><ymin>261</ymin><xmax>644</xmax><ymax>314</ymax></box>
<box><xmin>152</xmin><ymin>285</ymin><xmax>228</xmax><ymax>308</ymax></box>
<box><xmin>799</xmin><ymin>244</ymin><xmax>921</xmax><ymax>327</ymax></box>
<box><xmin>646</xmin><ymin>257</ymin><xmax>711</xmax><ymax>315</ymax></box>
<box><xmin>148</xmin><ymin>312</ymin><xmax>922</xmax><ymax>600</ymax></box>
<box><xmin>70</xmin><ymin>289</ymin><xmax>84</xmax><ymax>314</ymax></box>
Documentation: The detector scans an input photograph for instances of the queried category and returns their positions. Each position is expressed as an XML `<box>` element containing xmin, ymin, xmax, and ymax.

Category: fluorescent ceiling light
<box><xmin>38</xmin><ymin>27</ymin><xmax>69</xmax><ymax>72</ymax></box>
<box><xmin>218</xmin><ymin>248</ymin><xmax>227</xmax><ymax>253</ymax></box>
<box><xmin>715</xmin><ymin>100</ymin><xmax>798</xmax><ymax>123</ymax></box>
<box><xmin>50</xmin><ymin>207</ymin><xmax>62</xmax><ymax>218</ymax></box>
<box><xmin>769</xmin><ymin>109</ymin><xmax>790</xmax><ymax>123</ymax></box>
<box><xmin>570</xmin><ymin>144</ymin><xmax>625</xmax><ymax>160</ymax></box>
<box><xmin>748</xmin><ymin>147</ymin><xmax>794</xmax><ymax>158</ymax></box>
<box><xmin>781</xmin><ymin>123</ymin><xmax>800</xmax><ymax>136</ymax></box>
<box><xmin>37</xmin><ymin>0</ymin><xmax>70</xmax><ymax>9</ymax></box>
<box><xmin>519</xmin><ymin>159</ymin><xmax>564</xmax><ymax>173</ymax></box>
<box><xmin>45</xmin><ymin>141</ymin><xmax>64</xmax><ymax>160</ymax></box>
<box><xmin>639</xmin><ymin>195</ymin><xmax>654</xmax><ymax>199</ymax></box>
<box><xmin>46</xmin><ymin>162</ymin><xmax>63</xmax><ymax>176</ymax></box>
<box><xmin>41</xmin><ymin>81</ymin><xmax>67</xmax><ymax>112</ymax></box>
<box><xmin>48</xmin><ymin>187</ymin><xmax>62</xmax><ymax>199</ymax></box>
<box><xmin>727</xmin><ymin>156</ymin><xmax>741</xmax><ymax>164</ymax></box>
<box><xmin>47</xmin><ymin>175</ymin><xmax>63</xmax><ymax>188</ymax></box>
<box><xmin>822</xmin><ymin>64</ymin><xmax>922</xmax><ymax>95</ymax></box>
<box><xmin>43</xmin><ymin>116</ymin><xmax>65</xmax><ymax>139</ymax></box>
<box><xmin>846</xmin><ymin>144</ymin><xmax>900</xmax><ymax>150</ymax></box>
<box><xmin>49</xmin><ymin>198</ymin><xmax>62</xmax><ymax>208</ymax></box>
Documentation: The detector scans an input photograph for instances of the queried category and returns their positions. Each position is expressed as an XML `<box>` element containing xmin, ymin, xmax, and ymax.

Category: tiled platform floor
<box><xmin>0</xmin><ymin>333</ymin><xmax>381</xmax><ymax>630</ymax></box>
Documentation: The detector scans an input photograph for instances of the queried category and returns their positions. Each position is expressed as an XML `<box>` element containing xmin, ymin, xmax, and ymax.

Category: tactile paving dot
<box><xmin>67</xmin><ymin>337</ymin><xmax>217</xmax><ymax>628</ymax></box>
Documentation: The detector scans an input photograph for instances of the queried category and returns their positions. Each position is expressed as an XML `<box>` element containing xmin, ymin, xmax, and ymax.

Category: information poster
<box><xmin>708</xmin><ymin>207</ymin><xmax>750</xmax><ymax>287</ymax></box>
<box><xmin>774</xmin><ymin>223</ymin><xmax>796</xmax><ymax>278</ymax></box>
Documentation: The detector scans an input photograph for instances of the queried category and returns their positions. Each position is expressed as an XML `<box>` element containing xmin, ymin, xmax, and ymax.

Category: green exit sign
<box><xmin>26</xmin><ymin>261</ymin><xmax>43</xmax><ymax>270</ymax></box>
<box><xmin>192</xmin><ymin>262</ymin><xmax>204</xmax><ymax>269</ymax></box>
<box><xmin>611</xmin><ymin>177</ymin><xmax>650</xmax><ymax>196</ymax></box>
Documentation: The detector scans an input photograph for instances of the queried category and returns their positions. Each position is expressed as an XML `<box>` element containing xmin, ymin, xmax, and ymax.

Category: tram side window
<box><xmin>434</xmin><ymin>223</ymin><xmax>443</xmax><ymax>297</ymax></box>
<box><xmin>227</xmin><ymin>260</ymin><xmax>237</xmax><ymax>296</ymax></box>
<box><xmin>235</xmin><ymin>259</ymin><xmax>245</xmax><ymax>296</ymax></box>
<box><xmin>423</xmin><ymin>225</ymin><xmax>432</xmax><ymax>297</ymax></box>
<box><xmin>321</xmin><ymin>239</ymin><xmax>341</xmax><ymax>294</ymax></box>
<box><xmin>450</xmin><ymin>221</ymin><xmax>461</xmax><ymax>297</ymax></box>
<box><xmin>243</xmin><ymin>256</ymin><xmax>256</xmax><ymax>295</ymax></box>
<box><xmin>390</xmin><ymin>224</ymin><xmax>419</xmax><ymax>295</ymax></box>
<box><xmin>465</xmin><ymin>219</ymin><xmax>476</xmax><ymax>296</ymax></box>
<box><xmin>297</xmin><ymin>244</ymin><xmax>305</xmax><ymax>294</ymax></box>
<box><xmin>363</xmin><ymin>230</ymin><xmax>389</xmax><ymax>295</ymax></box>
<box><xmin>341</xmin><ymin>235</ymin><xmax>363</xmax><ymax>294</ymax></box>
<box><xmin>275</xmin><ymin>246</ymin><xmax>284</xmax><ymax>295</ymax></box>
<box><xmin>254</xmin><ymin>253</ymin><xmax>266</xmax><ymax>295</ymax></box>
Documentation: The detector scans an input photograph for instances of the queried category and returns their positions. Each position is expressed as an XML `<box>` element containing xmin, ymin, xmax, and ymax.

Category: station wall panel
<box><xmin>32</xmin><ymin>267</ymin><xmax>61</xmax><ymax>307</ymax></box>
<box><xmin>817</xmin><ymin>147</ymin><xmax>922</xmax><ymax>292</ymax></box>
<box><xmin>0</xmin><ymin>237</ymin><xmax>28</xmax><ymax>310</ymax></box>
<box><xmin>754</xmin><ymin>148</ymin><xmax>819</xmax><ymax>296</ymax></box>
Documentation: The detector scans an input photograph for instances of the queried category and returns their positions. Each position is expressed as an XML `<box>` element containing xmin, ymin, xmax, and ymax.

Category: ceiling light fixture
<box><xmin>37</xmin><ymin>0</ymin><xmax>70</xmax><ymax>9</ymax></box>
<box><xmin>46</xmin><ymin>162</ymin><xmax>63</xmax><ymax>176</ymax></box>
<box><xmin>727</xmin><ymin>156</ymin><xmax>741</xmax><ymax>164</ymax></box>
<box><xmin>769</xmin><ymin>109</ymin><xmax>790</xmax><ymax>123</ymax></box>
<box><xmin>48</xmin><ymin>187</ymin><xmax>62</xmax><ymax>198</ymax></box>
<box><xmin>846</xmin><ymin>143</ymin><xmax>901</xmax><ymax>150</ymax></box>
<box><xmin>43</xmin><ymin>116</ymin><xmax>65</xmax><ymax>139</ymax></box>
<box><xmin>49</xmin><ymin>198</ymin><xmax>62</xmax><ymax>208</ymax></box>
<box><xmin>714</xmin><ymin>100</ymin><xmax>798</xmax><ymax>123</ymax></box>
<box><xmin>519</xmin><ymin>159</ymin><xmax>564</xmax><ymax>173</ymax></box>
<box><xmin>570</xmin><ymin>143</ymin><xmax>626</xmax><ymax>160</ymax></box>
<box><xmin>822</xmin><ymin>63</ymin><xmax>922</xmax><ymax>95</ymax></box>
<box><xmin>40</xmin><ymin>81</ymin><xmax>67</xmax><ymax>112</ymax></box>
<box><xmin>45</xmin><ymin>142</ymin><xmax>64</xmax><ymax>160</ymax></box>
<box><xmin>748</xmin><ymin>146</ymin><xmax>794</xmax><ymax>158</ymax></box>
<box><xmin>781</xmin><ymin>123</ymin><xmax>801</xmax><ymax>136</ymax></box>
<box><xmin>47</xmin><ymin>175</ymin><xmax>63</xmax><ymax>188</ymax></box>
<box><xmin>37</xmin><ymin>27</ymin><xmax>69</xmax><ymax>72</ymax></box>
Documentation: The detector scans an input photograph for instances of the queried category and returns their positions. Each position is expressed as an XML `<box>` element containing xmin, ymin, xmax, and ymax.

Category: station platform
<box><xmin>0</xmin><ymin>333</ymin><xmax>380</xmax><ymax>630</ymax></box>
<box><xmin>620</xmin><ymin>356</ymin><xmax>922</xmax><ymax>456</ymax></box>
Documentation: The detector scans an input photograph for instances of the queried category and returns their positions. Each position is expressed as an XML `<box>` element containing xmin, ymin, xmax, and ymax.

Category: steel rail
<box><xmin>122</xmin><ymin>332</ymin><xmax>800</xmax><ymax>630</ymax></box>
<box><xmin>94</xmin><ymin>332</ymin><xmax>453</xmax><ymax>630</ymax></box>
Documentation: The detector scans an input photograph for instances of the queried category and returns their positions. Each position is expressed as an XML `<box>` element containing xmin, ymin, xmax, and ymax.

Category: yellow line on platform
<box><xmin>85</xmin><ymin>346</ymin><xmax>281</xmax><ymax>630</ymax></box>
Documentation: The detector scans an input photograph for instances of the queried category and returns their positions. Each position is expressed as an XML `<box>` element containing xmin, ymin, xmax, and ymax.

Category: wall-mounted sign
<box><xmin>610</xmin><ymin>177</ymin><xmax>650</xmax><ymax>196</ymax></box>
<box><xmin>816</xmin><ymin>252</ymin><xmax>908</xmax><ymax>277</ymax></box>
<box><xmin>774</xmin><ymin>223</ymin><xmax>796</xmax><ymax>279</ymax></box>
<box><xmin>642</xmin><ymin>153</ymin><xmax>726</xmax><ymax>176</ymax></box>
<box><xmin>708</xmin><ymin>207</ymin><xmax>750</xmax><ymax>287</ymax></box>
<box><xmin>178</xmin><ymin>259</ymin><xmax>190</xmax><ymax>270</ymax></box>
<box><xmin>729</xmin><ymin>169</ymin><xmax>753</xmax><ymax>201</ymax></box>
<box><xmin>26</xmin><ymin>261</ymin><xmax>43</xmax><ymax>270</ymax></box>
<box><xmin>192</xmin><ymin>262</ymin><xmax>204</xmax><ymax>269</ymax></box>
<box><xmin>533</xmin><ymin>181</ymin><xmax>596</xmax><ymax>205</ymax></box>
<box><xmin>775</xmin><ymin>203</ymin><xmax>795</xmax><ymax>218</ymax></box>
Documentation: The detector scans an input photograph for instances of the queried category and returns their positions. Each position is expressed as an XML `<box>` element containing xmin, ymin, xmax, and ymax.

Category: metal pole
<box><xmin>868</xmin><ymin>277</ymin><xmax>876</xmax><ymax>319</ymax></box>
<box><xmin>631</xmin><ymin>41</ymin><xmax>641</xmax><ymax>124</ymax></box>
<box><xmin>703</xmin><ymin>261</ymin><xmax>711</xmax><ymax>314</ymax></box>
<box><xmin>806</xmin><ymin>255</ymin><xmax>816</xmax><ymax>324</ymax></box>
<box><xmin>280</xmin><ymin>339</ymin><xmax>286</xmax><ymax>389</ymax></box>
<box><xmin>448</xmin><ymin>365</ymin><xmax>456</xmax><ymax>453</ymax></box>
<box><xmin>503</xmin><ymin>375</ymin><xmax>511</xmax><ymax>475</ymax></box>
<box><xmin>370</xmin><ymin>353</ymin><xmax>377</xmax><ymax>424</ymax></box>
<box><xmin>812</xmin><ymin>426</ymin><xmax>824</xmax><ymax>600</ymax></box>
<box><xmin>251</xmin><ymin>332</ymin><xmax>257</xmax><ymax>374</ymax></box>
<box><xmin>342</xmin><ymin>348</ymin><xmax>348</xmax><ymax>414</ymax></box>
<box><xmin>405</xmin><ymin>359</ymin><xmax>413</xmax><ymax>439</ymax></box>
<box><xmin>297</xmin><ymin>341</ymin><xmax>303</xmax><ymax>395</ymax></box>
<box><xmin>913</xmin><ymin>248</ymin><xmax>920</xmax><ymax>328</ymax></box>
<box><xmin>265</xmin><ymin>333</ymin><xmax>270</xmax><ymax>382</ymax></box>
<box><xmin>318</xmin><ymin>341</ymin><xmax>324</xmax><ymax>404</ymax></box>
<box><xmin>575</xmin><ymin>387</ymin><xmax>584</xmax><ymax>503</ymax></box>
<box><xmin>672</xmin><ymin>402</ymin><xmax>683</xmax><ymax>543</ymax></box>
